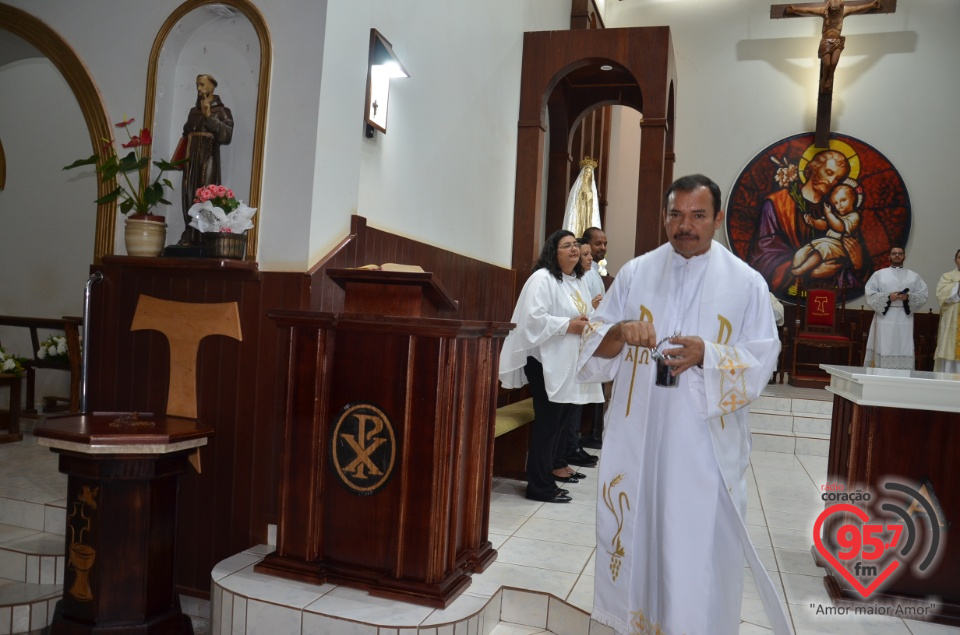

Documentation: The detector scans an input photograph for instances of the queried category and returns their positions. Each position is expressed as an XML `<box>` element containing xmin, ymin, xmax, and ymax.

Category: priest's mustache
<box><xmin>673</xmin><ymin>231</ymin><xmax>697</xmax><ymax>239</ymax></box>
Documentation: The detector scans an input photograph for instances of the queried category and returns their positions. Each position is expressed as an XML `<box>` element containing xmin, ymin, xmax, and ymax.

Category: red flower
<box><xmin>138</xmin><ymin>128</ymin><xmax>153</xmax><ymax>146</ymax></box>
<box><xmin>115</xmin><ymin>117</ymin><xmax>135</xmax><ymax>128</ymax></box>
<box><xmin>122</xmin><ymin>136</ymin><xmax>142</xmax><ymax>148</ymax></box>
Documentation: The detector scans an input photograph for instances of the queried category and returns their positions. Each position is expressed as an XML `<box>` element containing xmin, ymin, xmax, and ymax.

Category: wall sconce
<box><xmin>364</xmin><ymin>29</ymin><xmax>409</xmax><ymax>138</ymax></box>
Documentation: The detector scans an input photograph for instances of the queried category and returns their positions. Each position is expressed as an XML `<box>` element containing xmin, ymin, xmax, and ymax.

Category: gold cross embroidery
<box><xmin>721</xmin><ymin>391</ymin><xmax>749</xmax><ymax>413</ymax></box>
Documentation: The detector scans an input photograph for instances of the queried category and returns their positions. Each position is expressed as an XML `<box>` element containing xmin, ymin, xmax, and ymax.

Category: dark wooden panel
<box><xmin>308</xmin><ymin>216</ymin><xmax>516</xmax><ymax>323</ymax></box>
<box><xmin>83</xmin><ymin>216</ymin><xmax>514</xmax><ymax>598</ymax></box>
<box><xmin>85</xmin><ymin>257</ymin><xmax>309</xmax><ymax>597</ymax></box>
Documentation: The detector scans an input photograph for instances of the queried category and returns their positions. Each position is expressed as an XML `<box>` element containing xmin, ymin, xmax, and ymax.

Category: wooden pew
<box><xmin>492</xmin><ymin>397</ymin><xmax>535</xmax><ymax>479</ymax></box>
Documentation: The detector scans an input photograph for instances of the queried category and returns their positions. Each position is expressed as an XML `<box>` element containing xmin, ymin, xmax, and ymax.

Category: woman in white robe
<box><xmin>499</xmin><ymin>230</ymin><xmax>598</xmax><ymax>502</ymax></box>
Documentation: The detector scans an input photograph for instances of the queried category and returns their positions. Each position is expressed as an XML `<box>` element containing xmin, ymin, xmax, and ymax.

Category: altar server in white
<box><xmin>578</xmin><ymin>175</ymin><xmax>792</xmax><ymax>635</ymax></box>
<box><xmin>934</xmin><ymin>248</ymin><xmax>960</xmax><ymax>373</ymax></box>
<box><xmin>499</xmin><ymin>230</ymin><xmax>600</xmax><ymax>503</ymax></box>
<box><xmin>863</xmin><ymin>246</ymin><xmax>928</xmax><ymax>369</ymax></box>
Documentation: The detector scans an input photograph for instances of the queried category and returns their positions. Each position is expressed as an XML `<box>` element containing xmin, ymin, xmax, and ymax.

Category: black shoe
<box><xmin>566</xmin><ymin>454</ymin><xmax>598</xmax><ymax>467</ymax></box>
<box><xmin>568</xmin><ymin>471</ymin><xmax>587</xmax><ymax>480</ymax></box>
<box><xmin>555</xmin><ymin>488</ymin><xmax>569</xmax><ymax>496</ymax></box>
<box><xmin>553</xmin><ymin>474</ymin><xmax>580</xmax><ymax>483</ymax></box>
<box><xmin>581</xmin><ymin>438</ymin><xmax>603</xmax><ymax>450</ymax></box>
<box><xmin>526</xmin><ymin>491</ymin><xmax>571</xmax><ymax>503</ymax></box>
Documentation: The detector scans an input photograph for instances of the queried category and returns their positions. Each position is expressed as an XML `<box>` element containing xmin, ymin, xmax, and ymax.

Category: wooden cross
<box><xmin>771</xmin><ymin>0</ymin><xmax>896</xmax><ymax>148</ymax></box>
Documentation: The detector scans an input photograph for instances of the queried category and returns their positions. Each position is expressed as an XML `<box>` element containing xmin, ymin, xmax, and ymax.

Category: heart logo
<box><xmin>813</xmin><ymin>503</ymin><xmax>900</xmax><ymax>599</ymax></box>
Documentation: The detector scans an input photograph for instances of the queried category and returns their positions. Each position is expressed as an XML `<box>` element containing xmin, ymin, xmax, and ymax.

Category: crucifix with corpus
<box><xmin>771</xmin><ymin>0</ymin><xmax>896</xmax><ymax>148</ymax></box>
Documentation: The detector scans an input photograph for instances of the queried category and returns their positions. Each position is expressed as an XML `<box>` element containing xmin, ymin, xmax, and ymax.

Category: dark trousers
<box><xmin>524</xmin><ymin>357</ymin><xmax>580</xmax><ymax>500</ymax></box>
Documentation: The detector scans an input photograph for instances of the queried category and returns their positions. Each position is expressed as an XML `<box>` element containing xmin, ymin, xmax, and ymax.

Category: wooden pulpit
<box><xmin>255</xmin><ymin>269</ymin><xmax>511</xmax><ymax>607</ymax></box>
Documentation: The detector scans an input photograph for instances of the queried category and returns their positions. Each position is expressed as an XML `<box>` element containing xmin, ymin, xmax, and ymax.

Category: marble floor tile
<box><xmin>466</xmin><ymin>561</ymin><xmax>578</xmax><ymax>599</ymax></box>
<box><xmin>496</xmin><ymin>536</ymin><xmax>594</xmax><ymax>574</ymax></box>
<box><xmin>513</xmin><ymin>517</ymin><xmax>597</xmax><ymax>548</ymax></box>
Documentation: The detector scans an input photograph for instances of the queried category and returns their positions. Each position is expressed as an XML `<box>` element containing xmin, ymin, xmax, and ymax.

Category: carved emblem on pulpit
<box><xmin>330</xmin><ymin>402</ymin><xmax>397</xmax><ymax>495</ymax></box>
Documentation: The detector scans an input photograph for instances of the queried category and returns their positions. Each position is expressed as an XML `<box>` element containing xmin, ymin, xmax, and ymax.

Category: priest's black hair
<box><xmin>664</xmin><ymin>174</ymin><xmax>722</xmax><ymax>216</ymax></box>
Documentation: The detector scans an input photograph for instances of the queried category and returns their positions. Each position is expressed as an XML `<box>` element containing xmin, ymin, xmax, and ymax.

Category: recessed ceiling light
<box><xmin>600</xmin><ymin>65</ymin><xmax>613</xmax><ymax>71</ymax></box>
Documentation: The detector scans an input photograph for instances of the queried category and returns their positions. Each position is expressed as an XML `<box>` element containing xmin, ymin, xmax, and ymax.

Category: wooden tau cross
<box><xmin>771</xmin><ymin>0</ymin><xmax>896</xmax><ymax>148</ymax></box>
<box><xmin>130</xmin><ymin>295</ymin><xmax>242</xmax><ymax>420</ymax></box>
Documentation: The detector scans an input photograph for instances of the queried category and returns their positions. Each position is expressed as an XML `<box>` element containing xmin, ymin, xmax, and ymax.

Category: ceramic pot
<box><xmin>202</xmin><ymin>232</ymin><xmax>247</xmax><ymax>260</ymax></box>
<box><xmin>124</xmin><ymin>215</ymin><xmax>167</xmax><ymax>257</ymax></box>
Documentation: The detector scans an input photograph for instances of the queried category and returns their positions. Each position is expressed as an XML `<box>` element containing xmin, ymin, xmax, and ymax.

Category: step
<box><xmin>0</xmin><ymin>526</ymin><xmax>65</xmax><ymax>585</ymax></box>
<box><xmin>749</xmin><ymin>392</ymin><xmax>833</xmax><ymax>456</ymax></box>
<box><xmin>0</xmin><ymin>580</ymin><xmax>61</xmax><ymax>634</ymax></box>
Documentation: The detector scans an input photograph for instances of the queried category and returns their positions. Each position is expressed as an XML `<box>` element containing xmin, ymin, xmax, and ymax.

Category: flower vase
<box><xmin>202</xmin><ymin>232</ymin><xmax>247</xmax><ymax>260</ymax></box>
<box><xmin>124</xmin><ymin>215</ymin><xmax>167</xmax><ymax>257</ymax></box>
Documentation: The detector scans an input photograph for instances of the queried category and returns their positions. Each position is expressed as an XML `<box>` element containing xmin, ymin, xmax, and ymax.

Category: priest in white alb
<box><xmin>863</xmin><ymin>245</ymin><xmax>928</xmax><ymax>369</ymax></box>
<box><xmin>578</xmin><ymin>175</ymin><xmax>792</xmax><ymax>635</ymax></box>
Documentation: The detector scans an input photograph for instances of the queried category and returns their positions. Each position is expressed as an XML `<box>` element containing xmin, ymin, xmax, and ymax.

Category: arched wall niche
<box><xmin>543</xmin><ymin>57</ymin><xmax>644</xmax><ymax>236</ymax></box>
<box><xmin>513</xmin><ymin>27</ymin><xmax>676</xmax><ymax>288</ymax></box>
<box><xmin>0</xmin><ymin>2</ymin><xmax>116</xmax><ymax>262</ymax></box>
<box><xmin>143</xmin><ymin>0</ymin><xmax>271</xmax><ymax>261</ymax></box>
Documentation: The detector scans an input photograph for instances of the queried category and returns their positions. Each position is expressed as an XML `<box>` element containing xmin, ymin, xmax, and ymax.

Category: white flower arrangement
<box><xmin>37</xmin><ymin>334</ymin><xmax>74</xmax><ymax>364</ymax></box>
<box><xmin>597</xmin><ymin>258</ymin><xmax>608</xmax><ymax>277</ymax></box>
<box><xmin>0</xmin><ymin>347</ymin><xmax>26</xmax><ymax>377</ymax></box>
<box><xmin>187</xmin><ymin>184</ymin><xmax>257</xmax><ymax>234</ymax></box>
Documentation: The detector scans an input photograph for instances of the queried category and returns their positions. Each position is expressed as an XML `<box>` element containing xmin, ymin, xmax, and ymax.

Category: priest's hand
<box><xmin>594</xmin><ymin>320</ymin><xmax>657</xmax><ymax>358</ymax></box>
<box><xmin>662</xmin><ymin>335</ymin><xmax>705</xmax><ymax>376</ymax></box>
<box><xmin>591</xmin><ymin>294</ymin><xmax>603</xmax><ymax>309</ymax></box>
<box><xmin>567</xmin><ymin>315</ymin><xmax>590</xmax><ymax>335</ymax></box>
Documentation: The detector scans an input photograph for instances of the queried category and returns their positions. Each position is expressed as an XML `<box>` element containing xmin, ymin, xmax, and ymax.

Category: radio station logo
<box><xmin>330</xmin><ymin>402</ymin><xmax>396</xmax><ymax>496</ymax></box>
<box><xmin>814</xmin><ymin>478</ymin><xmax>949</xmax><ymax>599</ymax></box>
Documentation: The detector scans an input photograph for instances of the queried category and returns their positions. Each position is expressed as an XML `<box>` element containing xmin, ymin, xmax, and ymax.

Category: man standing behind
<box><xmin>863</xmin><ymin>246</ymin><xmax>928</xmax><ymax>369</ymax></box>
<box><xmin>578</xmin><ymin>175</ymin><xmax>791</xmax><ymax>635</ymax></box>
<box><xmin>581</xmin><ymin>227</ymin><xmax>607</xmax><ymax>305</ymax></box>
<box><xmin>934</xmin><ymin>249</ymin><xmax>960</xmax><ymax>373</ymax></box>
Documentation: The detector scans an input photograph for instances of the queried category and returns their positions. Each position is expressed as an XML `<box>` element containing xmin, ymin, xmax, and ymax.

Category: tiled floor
<box><xmin>479</xmin><ymin>448</ymin><xmax>960</xmax><ymax>635</ymax></box>
<box><xmin>4</xmin><ymin>400</ymin><xmax>960</xmax><ymax>634</ymax></box>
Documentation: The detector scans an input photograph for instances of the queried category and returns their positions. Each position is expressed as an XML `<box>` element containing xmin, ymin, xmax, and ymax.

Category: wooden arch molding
<box><xmin>0</xmin><ymin>3</ymin><xmax>116</xmax><ymax>263</ymax></box>
<box><xmin>512</xmin><ymin>27</ymin><xmax>677</xmax><ymax>280</ymax></box>
<box><xmin>143</xmin><ymin>0</ymin><xmax>272</xmax><ymax>261</ymax></box>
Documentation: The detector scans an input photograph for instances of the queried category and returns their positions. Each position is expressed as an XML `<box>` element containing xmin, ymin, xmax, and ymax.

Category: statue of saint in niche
<box><xmin>177</xmin><ymin>74</ymin><xmax>234</xmax><ymax>245</ymax></box>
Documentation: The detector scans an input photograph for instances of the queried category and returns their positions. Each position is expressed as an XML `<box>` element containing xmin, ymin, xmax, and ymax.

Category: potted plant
<box><xmin>64</xmin><ymin>117</ymin><xmax>184</xmax><ymax>257</ymax></box>
<box><xmin>187</xmin><ymin>185</ymin><xmax>257</xmax><ymax>260</ymax></box>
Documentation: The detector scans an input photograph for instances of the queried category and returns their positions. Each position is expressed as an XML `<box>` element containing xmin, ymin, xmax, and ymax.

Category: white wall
<box><xmin>0</xmin><ymin>55</ymin><xmax>94</xmax><ymax>405</ymax></box>
<box><xmin>602</xmin><ymin>0</ymin><xmax>960</xmax><ymax>310</ymax></box>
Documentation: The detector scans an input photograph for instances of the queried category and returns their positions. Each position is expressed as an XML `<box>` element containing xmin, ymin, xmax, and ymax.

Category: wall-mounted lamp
<box><xmin>365</xmin><ymin>29</ymin><xmax>409</xmax><ymax>138</ymax></box>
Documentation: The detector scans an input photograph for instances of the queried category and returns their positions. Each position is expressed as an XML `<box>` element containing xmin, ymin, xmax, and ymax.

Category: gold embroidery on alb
<box><xmin>716</xmin><ymin>314</ymin><xmax>732</xmax><ymax>345</ymax></box>
<box><xmin>602</xmin><ymin>474</ymin><xmax>630</xmax><ymax>581</ymax></box>
<box><xmin>625</xmin><ymin>305</ymin><xmax>654</xmax><ymax>417</ymax></box>
<box><xmin>629</xmin><ymin>608</ymin><xmax>668</xmax><ymax>634</ymax></box>
<box><xmin>571</xmin><ymin>289</ymin><xmax>588</xmax><ymax>317</ymax></box>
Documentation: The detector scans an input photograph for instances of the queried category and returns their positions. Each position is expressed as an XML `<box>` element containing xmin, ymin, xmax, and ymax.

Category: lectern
<box><xmin>255</xmin><ymin>269</ymin><xmax>512</xmax><ymax>607</ymax></box>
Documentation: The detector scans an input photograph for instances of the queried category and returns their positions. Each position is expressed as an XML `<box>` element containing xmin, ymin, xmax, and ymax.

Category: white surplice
<box><xmin>499</xmin><ymin>269</ymin><xmax>601</xmax><ymax>404</ymax></box>
<box><xmin>934</xmin><ymin>269</ymin><xmax>960</xmax><ymax>373</ymax></box>
<box><xmin>577</xmin><ymin>242</ymin><xmax>792</xmax><ymax>635</ymax></box>
<box><xmin>863</xmin><ymin>266</ymin><xmax>928</xmax><ymax>369</ymax></box>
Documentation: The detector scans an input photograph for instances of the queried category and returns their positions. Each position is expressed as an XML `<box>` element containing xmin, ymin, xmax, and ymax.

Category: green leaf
<box><xmin>155</xmin><ymin>158</ymin><xmax>187</xmax><ymax>170</ymax></box>
<box><xmin>162</xmin><ymin>178</ymin><xmax>174</xmax><ymax>189</ymax></box>
<box><xmin>63</xmin><ymin>155</ymin><xmax>99</xmax><ymax>170</ymax></box>
<box><xmin>94</xmin><ymin>187</ymin><xmax>123</xmax><ymax>204</ymax></box>
<box><xmin>120</xmin><ymin>199</ymin><xmax>135</xmax><ymax>214</ymax></box>
<box><xmin>144</xmin><ymin>183</ymin><xmax>165</xmax><ymax>207</ymax></box>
